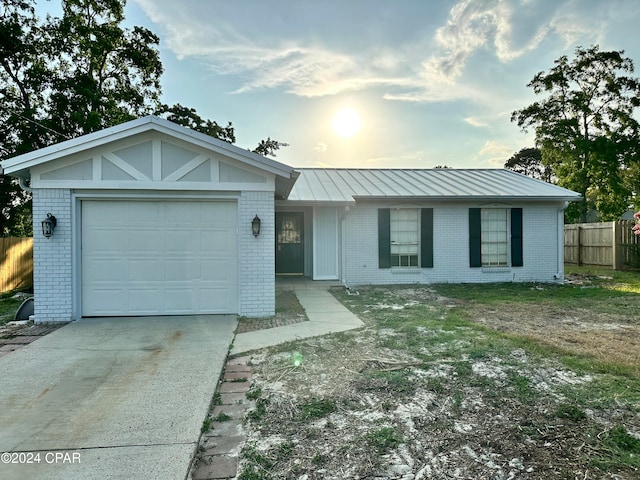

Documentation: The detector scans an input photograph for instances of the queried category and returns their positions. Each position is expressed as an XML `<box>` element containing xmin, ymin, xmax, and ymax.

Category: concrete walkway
<box><xmin>231</xmin><ymin>285</ymin><xmax>364</xmax><ymax>355</ymax></box>
<box><xmin>0</xmin><ymin>315</ymin><xmax>236</xmax><ymax>480</ymax></box>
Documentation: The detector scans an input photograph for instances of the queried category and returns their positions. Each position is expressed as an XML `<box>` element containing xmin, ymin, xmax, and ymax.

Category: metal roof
<box><xmin>286</xmin><ymin>168</ymin><xmax>581</xmax><ymax>203</ymax></box>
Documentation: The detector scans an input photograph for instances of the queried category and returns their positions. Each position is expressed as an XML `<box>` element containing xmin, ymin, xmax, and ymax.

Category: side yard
<box><xmin>237</xmin><ymin>267</ymin><xmax>640</xmax><ymax>479</ymax></box>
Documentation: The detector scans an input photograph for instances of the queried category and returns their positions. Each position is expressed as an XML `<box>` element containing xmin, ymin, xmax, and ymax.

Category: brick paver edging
<box><xmin>189</xmin><ymin>356</ymin><xmax>253</xmax><ymax>480</ymax></box>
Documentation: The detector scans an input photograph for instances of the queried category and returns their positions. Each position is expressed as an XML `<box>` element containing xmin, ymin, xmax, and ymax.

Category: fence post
<box><xmin>577</xmin><ymin>225</ymin><xmax>582</xmax><ymax>266</ymax></box>
<box><xmin>612</xmin><ymin>221</ymin><xmax>622</xmax><ymax>270</ymax></box>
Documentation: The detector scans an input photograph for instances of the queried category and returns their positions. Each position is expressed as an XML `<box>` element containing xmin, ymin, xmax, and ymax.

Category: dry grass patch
<box><xmin>237</xmin><ymin>269</ymin><xmax>640</xmax><ymax>479</ymax></box>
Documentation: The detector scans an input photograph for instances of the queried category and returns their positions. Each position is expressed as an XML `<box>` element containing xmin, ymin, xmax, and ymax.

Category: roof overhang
<box><xmin>351</xmin><ymin>195</ymin><xmax>582</xmax><ymax>203</ymax></box>
<box><xmin>0</xmin><ymin>116</ymin><xmax>300</xmax><ymax>197</ymax></box>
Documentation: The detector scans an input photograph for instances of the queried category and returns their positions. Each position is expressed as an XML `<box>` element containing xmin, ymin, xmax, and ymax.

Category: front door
<box><xmin>276</xmin><ymin>212</ymin><xmax>304</xmax><ymax>275</ymax></box>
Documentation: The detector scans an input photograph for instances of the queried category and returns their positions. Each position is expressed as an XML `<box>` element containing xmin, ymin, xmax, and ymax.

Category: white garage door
<box><xmin>81</xmin><ymin>200</ymin><xmax>238</xmax><ymax>316</ymax></box>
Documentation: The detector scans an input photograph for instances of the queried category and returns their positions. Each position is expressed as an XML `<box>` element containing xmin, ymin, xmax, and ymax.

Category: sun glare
<box><xmin>332</xmin><ymin>108</ymin><xmax>361</xmax><ymax>137</ymax></box>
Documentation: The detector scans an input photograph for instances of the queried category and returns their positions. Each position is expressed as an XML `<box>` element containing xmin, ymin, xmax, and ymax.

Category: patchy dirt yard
<box><xmin>238</xmin><ymin>276</ymin><xmax>640</xmax><ymax>479</ymax></box>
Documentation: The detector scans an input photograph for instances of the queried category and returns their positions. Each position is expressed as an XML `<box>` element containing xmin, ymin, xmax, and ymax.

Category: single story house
<box><xmin>0</xmin><ymin>116</ymin><xmax>581</xmax><ymax>322</ymax></box>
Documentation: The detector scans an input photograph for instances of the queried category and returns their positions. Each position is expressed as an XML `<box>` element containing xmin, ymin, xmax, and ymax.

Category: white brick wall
<box><xmin>238</xmin><ymin>190</ymin><xmax>275</xmax><ymax>317</ymax></box>
<box><xmin>31</xmin><ymin>188</ymin><xmax>276</xmax><ymax>322</ymax></box>
<box><xmin>32</xmin><ymin>188</ymin><xmax>73</xmax><ymax>323</ymax></box>
<box><xmin>342</xmin><ymin>202</ymin><xmax>565</xmax><ymax>287</ymax></box>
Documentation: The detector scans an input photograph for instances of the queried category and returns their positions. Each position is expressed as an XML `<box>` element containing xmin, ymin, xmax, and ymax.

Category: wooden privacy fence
<box><xmin>564</xmin><ymin>221</ymin><xmax>640</xmax><ymax>270</ymax></box>
<box><xmin>0</xmin><ymin>237</ymin><xmax>34</xmax><ymax>293</ymax></box>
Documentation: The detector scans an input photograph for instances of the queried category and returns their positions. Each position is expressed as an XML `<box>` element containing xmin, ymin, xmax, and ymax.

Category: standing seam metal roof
<box><xmin>286</xmin><ymin>168</ymin><xmax>581</xmax><ymax>203</ymax></box>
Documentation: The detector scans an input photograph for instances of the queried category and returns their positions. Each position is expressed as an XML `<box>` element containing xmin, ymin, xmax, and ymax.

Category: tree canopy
<box><xmin>0</xmin><ymin>0</ymin><xmax>286</xmax><ymax>235</ymax></box>
<box><xmin>512</xmin><ymin>45</ymin><xmax>640</xmax><ymax>222</ymax></box>
<box><xmin>504</xmin><ymin>147</ymin><xmax>554</xmax><ymax>183</ymax></box>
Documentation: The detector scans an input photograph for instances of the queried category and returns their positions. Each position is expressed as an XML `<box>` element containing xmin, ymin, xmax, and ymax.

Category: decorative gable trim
<box><xmin>30</xmin><ymin>132</ymin><xmax>274</xmax><ymax>192</ymax></box>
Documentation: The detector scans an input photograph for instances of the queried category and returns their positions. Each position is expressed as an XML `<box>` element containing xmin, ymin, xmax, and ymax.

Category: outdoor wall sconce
<box><xmin>252</xmin><ymin>215</ymin><xmax>261</xmax><ymax>237</ymax></box>
<box><xmin>41</xmin><ymin>213</ymin><xmax>57</xmax><ymax>238</ymax></box>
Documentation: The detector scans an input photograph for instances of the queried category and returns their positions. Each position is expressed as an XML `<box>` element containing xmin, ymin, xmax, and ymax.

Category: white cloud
<box><xmin>314</xmin><ymin>142</ymin><xmax>328</xmax><ymax>152</ymax></box>
<box><xmin>133</xmin><ymin>0</ymin><xmax>635</xmax><ymax>104</ymax></box>
<box><xmin>478</xmin><ymin>140</ymin><xmax>515</xmax><ymax>167</ymax></box>
<box><xmin>464</xmin><ymin>116</ymin><xmax>489</xmax><ymax>128</ymax></box>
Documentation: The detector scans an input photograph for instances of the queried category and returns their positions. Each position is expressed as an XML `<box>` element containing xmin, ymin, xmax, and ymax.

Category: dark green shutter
<box><xmin>420</xmin><ymin>208</ymin><xmax>433</xmax><ymax>268</ymax></box>
<box><xmin>469</xmin><ymin>208</ymin><xmax>482</xmax><ymax>268</ymax></box>
<box><xmin>378</xmin><ymin>209</ymin><xmax>391</xmax><ymax>268</ymax></box>
<box><xmin>511</xmin><ymin>208</ymin><xmax>523</xmax><ymax>267</ymax></box>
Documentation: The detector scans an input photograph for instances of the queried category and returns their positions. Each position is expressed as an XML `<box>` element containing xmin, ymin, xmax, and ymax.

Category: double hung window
<box><xmin>469</xmin><ymin>207</ymin><xmax>523</xmax><ymax>268</ymax></box>
<box><xmin>390</xmin><ymin>208</ymin><xmax>419</xmax><ymax>267</ymax></box>
<box><xmin>480</xmin><ymin>209</ymin><xmax>508</xmax><ymax>267</ymax></box>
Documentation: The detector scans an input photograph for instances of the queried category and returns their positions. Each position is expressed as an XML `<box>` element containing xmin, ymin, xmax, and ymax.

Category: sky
<box><xmin>38</xmin><ymin>0</ymin><xmax>640</xmax><ymax>169</ymax></box>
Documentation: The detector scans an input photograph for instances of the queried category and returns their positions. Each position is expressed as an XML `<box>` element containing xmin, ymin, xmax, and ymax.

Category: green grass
<box><xmin>591</xmin><ymin>425</ymin><xmax>640</xmax><ymax>471</ymax></box>
<box><xmin>432</xmin><ymin>266</ymin><xmax>640</xmax><ymax>316</ymax></box>
<box><xmin>200</xmin><ymin>418</ymin><xmax>212</xmax><ymax>433</ymax></box>
<box><xmin>238</xmin><ymin>440</ymin><xmax>298</xmax><ymax>480</ymax></box>
<box><xmin>330</xmin><ymin>270</ymin><xmax>640</xmax><ymax>473</ymax></box>
<box><xmin>298</xmin><ymin>398</ymin><xmax>337</xmax><ymax>421</ymax></box>
<box><xmin>362</xmin><ymin>370</ymin><xmax>415</xmax><ymax>395</ymax></box>
<box><xmin>555</xmin><ymin>403</ymin><xmax>587</xmax><ymax>421</ymax></box>
<box><xmin>211</xmin><ymin>411</ymin><xmax>232</xmax><ymax>422</ymax></box>
<box><xmin>246</xmin><ymin>386</ymin><xmax>262</xmax><ymax>401</ymax></box>
<box><xmin>364</xmin><ymin>427</ymin><xmax>403</xmax><ymax>453</ymax></box>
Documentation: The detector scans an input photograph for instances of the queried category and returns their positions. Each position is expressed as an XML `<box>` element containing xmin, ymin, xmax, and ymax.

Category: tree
<box><xmin>44</xmin><ymin>0</ymin><xmax>164</xmax><ymax>137</ymax></box>
<box><xmin>512</xmin><ymin>45</ymin><xmax>640</xmax><ymax>223</ymax></box>
<box><xmin>1</xmin><ymin>0</ymin><xmax>163</xmax><ymax>235</ymax></box>
<box><xmin>155</xmin><ymin>103</ymin><xmax>235</xmax><ymax>143</ymax></box>
<box><xmin>156</xmin><ymin>104</ymin><xmax>289</xmax><ymax>157</ymax></box>
<box><xmin>504</xmin><ymin>147</ymin><xmax>554</xmax><ymax>182</ymax></box>
<box><xmin>1</xmin><ymin>0</ymin><xmax>287</xmax><ymax>235</ymax></box>
<box><xmin>253</xmin><ymin>137</ymin><xmax>289</xmax><ymax>158</ymax></box>
<box><xmin>1</xmin><ymin>0</ymin><xmax>45</xmax><ymax>235</ymax></box>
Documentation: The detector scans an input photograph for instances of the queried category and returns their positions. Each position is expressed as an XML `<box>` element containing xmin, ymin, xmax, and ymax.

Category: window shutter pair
<box><xmin>468</xmin><ymin>208</ymin><xmax>523</xmax><ymax>268</ymax></box>
<box><xmin>378</xmin><ymin>208</ymin><xmax>433</xmax><ymax>269</ymax></box>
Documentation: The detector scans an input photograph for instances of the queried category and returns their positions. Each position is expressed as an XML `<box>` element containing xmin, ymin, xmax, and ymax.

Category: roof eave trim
<box><xmin>0</xmin><ymin>116</ymin><xmax>296</xmax><ymax>178</ymax></box>
<box><xmin>350</xmin><ymin>195</ymin><xmax>582</xmax><ymax>202</ymax></box>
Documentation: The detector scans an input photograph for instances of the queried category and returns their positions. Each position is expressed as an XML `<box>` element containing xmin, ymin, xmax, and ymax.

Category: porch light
<box><xmin>41</xmin><ymin>213</ymin><xmax>57</xmax><ymax>238</ymax></box>
<box><xmin>252</xmin><ymin>215</ymin><xmax>261</xmax><ymax>237</ymax></box>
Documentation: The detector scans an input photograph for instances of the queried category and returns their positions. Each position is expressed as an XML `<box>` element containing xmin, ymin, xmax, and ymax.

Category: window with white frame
<box><xmin>390</xmin><ymin>208</ymin><xmax>419</xmax><ymax>267</ymax></box>
<box><xmin>481</xmin><ymin>208</ymin><xmax>508</xmax><ymax>266</ymax></box>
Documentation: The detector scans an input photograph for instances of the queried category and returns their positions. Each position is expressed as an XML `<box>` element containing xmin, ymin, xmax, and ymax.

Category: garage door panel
<box><xmin>200</xmin><ymin>260</ymin><xmax>234</xmax><ymax>281</ymax></box>
<box><xmin>165</xmin><ymin>230</ymin><xmax>200</xmax><ymax>252</ymax></box>
<box><xmin>128</xmin><ymin>259</ymin><xmax>162</xmax><ymax>281</ymax></box>
<box><xmin>86</xmin><ymin>259</ymin><xmax>128</xmax><ymax>282</ymax></box>
<box><xmin>82</xmin><ymin>200</ymin><xmax>238</xmax><ymax>316</ymax></box>
<box><xmin>163</xmin><ymin>290</ymin><xmax>196</xmax><ymax>313</ymax></box>
<box><xmin>164</xmin><ymin>202</ymin><xmax>201</xmax><ymax>224</ymax></box>
<box><xmin>203</xmin><ymin>232</ymin><xmax>235</xmax><ymax>254</ymax></box>
<box><xmin>200</xmin><ymin>288</ymin><xmax>233</xmax><ymax>311</ymax></box>
<box><xmin>165</xmin><ymin>260</ymin><xmax>197</xmax><ymax>281</ymax></box>
<box><xmin>127</xmin><ymin>288</ymin><xmax>165</xmax><ymax>314</ymax></box>
<box><xmin>85</xmin><ymin>230</ymin><xmax>127</xmax><ymax>253</ymax></box>
<box><xmin>129</xmin><ymin>231</ymin><xmax>164</xmax><ymax>253</ymax></box>
<box><xmin>125</xmin><ymin>202</ymin><xmax>161</xmax><ymax>222</ymax></box>
<box><xmin>89</xmin><ymin>201</ymin><xmax>128</xmax><ymax>221</ymax></box>
<box><xmin>84</xmin><ymin>288</ymin><xmax>128</xmax><ymax>315</ymax></box>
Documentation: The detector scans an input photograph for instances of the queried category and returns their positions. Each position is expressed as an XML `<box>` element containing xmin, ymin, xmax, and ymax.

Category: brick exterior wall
<box><xmin>31</xmin><ymin>188</ymin><xmax>275</xmax><ymax>322</ymax></box>
<box><xmin>32</xmin><ymin>188</ymin><xmax>73</xmax><ymax>323</ymax></box>
<box><xmin>30</xmin><ymin>187</ymin><xmax>562</xmax><ymax>322</ymax></box>
<box><xmin>238</xmin><ymin>190</ymin><xmax>275</xmax><ymax>317</ymax></box>
<box><xmin>342</xmin><ymin>202</ymin><xmax>565</xmax><ymax>287</ymax></box>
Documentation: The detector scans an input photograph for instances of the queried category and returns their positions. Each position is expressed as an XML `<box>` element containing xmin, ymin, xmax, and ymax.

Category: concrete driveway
<box><xmin>0</xmin><ymin>315</ymin><xmax>236</xmax><ymax>480</ymax></box>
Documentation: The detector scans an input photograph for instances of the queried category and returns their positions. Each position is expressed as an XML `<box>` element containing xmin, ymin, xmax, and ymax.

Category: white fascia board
<box><xmin>147</xmin><ymin>118</ymin><xmax>295</xmax><ymax>178</ymax></box>
<box><xmin>1</xmin><ymin>116</ymin><xmax>296</xmax><ymax>180</ymax></box>
<box><xmin>1</xmin><ymin>117</ymin><xmax>151</xmax><ymax>174</ymax></box>
<box><xmin>351</xmin><ymin>194</ymin><xmax>581</xmax><ymax>202</ymax></box>
<box><xmin>31</xmin><ymin>179</ymin><xmax>276</xmax><ymax>192</ymax></box>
